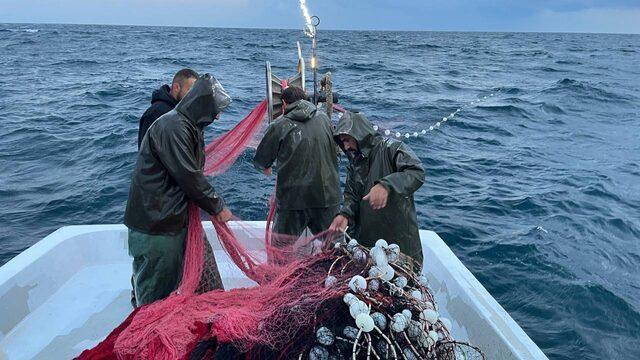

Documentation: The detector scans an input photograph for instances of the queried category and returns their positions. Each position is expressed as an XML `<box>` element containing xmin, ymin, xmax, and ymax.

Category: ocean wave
<box><xmin>441</xmin><ymin>83</ymin><xmax>463</xmax><ymax>91</ymax></box>
<box><xmin>535</xmin><ymin>102</ymin><xmax>566</xmax><ymax>115</ymax></box>
<box><xmin>51</xmin><ymin>59</ymin><xmax>102</xmax><ymax>66</ymax></box>
<box><xmin>555</xmin><ymin>60</ymin><xmax>582</xmax><ymax>65</ymax></box>
<box><xmin>476</xmin><ymin>104</ymin><xmax>533</xmax><ymax>118</ymax></box>
<box><xmin>452</xmin><ymin>120</ymin><xmax>515</xmax><ymax>137</ymax></box>
<box><xmin>0</xmin><ymin>28</ymin><xmax>39</xmax><ymax>33</ymax></box>
<box><xmin>547</xmin><ymin>118</ymin><xmax>565</xmax><ymax>125</ymax></box>
<box><xmin>7</xmin><ymin>39</ymin><xmax>37</xmax><ymax>46</ymax></box>
<box><xmin>508</xmin><ymin>49</ymin><xmax>552</xmax><ymax>58</ymax></box>
<box><xmin>495</xmin><ymin>87</ymin><xmax>523</xmax><ymax>95</ymax></box>
<box><xmin>407</xmin><ymin>83</ymin><xmax>439</xmax><ymax>93</ymax></box>
<box><xmin>412</xmin><ymin>43</ymin><xmax>441</xmax><ymax>49</ymax></box>
<box><xmin>470</xmin><ymin>137</ymin><xmax>502</xmax><ymax>146</ymax></box>
<box><xmin>343</xmin><ymin>62</ymin><xmax>386</xmax><ymax>72</ymax></box>
<box><xmin>460</xmin><ymin>47</ymin><xmax>479</xmax><ymax>54</ymax></box>
<box><xmin>547</xmin><ymin>78</ymin><xmax>634</xmax><ymax>103</ymax></box>
<box><xmin>580</xmin><ymin>183</ymin><xmax>625</xmax><ymax>204</ymax></box>
<box><xmin>67</xmin><ymin>102</ymin><xmax>112</xmax><ymax>110</ymax></box>
<box><xmin>535</xmin><ymin>66</ymin><xmax>565</xmax><ymax>73</ymax></box>
<box><xmin>476</xmin><ymin>242</ymin><xmax>540</xmax><ymax>258</ymax></box>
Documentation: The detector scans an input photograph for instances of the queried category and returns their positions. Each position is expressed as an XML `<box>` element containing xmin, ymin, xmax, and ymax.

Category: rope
<box><xmin>321</xmin><ymin>72</ymin><xmax>333</xmax><ymax>118</ymax></box>
<box><xmin>280</xmin><ymin>79</ymin><xmax>289</xmax><ymax>117</ymax></box>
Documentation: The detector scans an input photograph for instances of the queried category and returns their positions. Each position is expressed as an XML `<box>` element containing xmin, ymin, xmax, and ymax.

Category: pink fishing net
<box><xmin>75</xmin><ymin>98</ymin><xmax>487</xmax><ymax>360</ymax></box>
<box><xmin>76</xmin><ymin>100</ymin><xmax>355</xmax><ymax>360</ymax></box>
<box><xmin>204</xmin><ymin>100</ymin><xmax>268</xmax><ymax>177</ymax></box>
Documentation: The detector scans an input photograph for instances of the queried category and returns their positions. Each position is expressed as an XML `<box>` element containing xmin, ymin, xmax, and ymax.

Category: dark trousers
<box><xmin>128</xmin><ymin>228</ymin><xmax>223</xmax><ymax>308</ymax></box>
<box><xmin>272</xmin><ymin>205</ymin><xmax>339</xmax><ymax>246</ymax></box>
<box><xmin>128</xmin><ymin>229</ymin><xmax>186</xmax><ymax>307</ymax></box>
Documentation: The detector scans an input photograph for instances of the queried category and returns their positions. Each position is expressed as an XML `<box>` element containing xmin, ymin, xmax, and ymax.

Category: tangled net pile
<box><xmin>76</xmin><ymin>100</ymin><xmax>484</xmax><ymax>360</ymax></box>
<box><xmin>286</xmin><ymin>237</ymin><xmax>486</xmax><ymax>360</ymax></box>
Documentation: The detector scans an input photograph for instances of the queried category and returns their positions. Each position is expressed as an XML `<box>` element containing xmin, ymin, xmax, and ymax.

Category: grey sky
<box><xmin>1</xmin><ymin>0</ymin><xmax>639</xmax><ymax>34</ymax></box>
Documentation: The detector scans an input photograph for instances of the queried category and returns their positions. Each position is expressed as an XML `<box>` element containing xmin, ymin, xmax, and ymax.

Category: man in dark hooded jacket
<box><xmin>329</xmin><ymin>111</ymin><xmax>425</xmax><ymax>267</ymax></box>
<box><xmin>125</xmin><ymin>74</ymin><xmax>232</xmax><ymax>307</ymax></box>
<box><xmin>137</xmin><ymin>68</ymin><xmax>199</xmax><ymax>149</ymax></box>
<box><xmin>253</xmin><ymin>86</ymin><xmax>340</xmax><ymax>243</ymax></box>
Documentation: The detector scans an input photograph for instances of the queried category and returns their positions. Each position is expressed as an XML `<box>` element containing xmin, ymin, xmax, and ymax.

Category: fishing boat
<box><xmin>0</xmin><ymin>222</ymin><xmax>548</xmax><ymax>359</ymax></box>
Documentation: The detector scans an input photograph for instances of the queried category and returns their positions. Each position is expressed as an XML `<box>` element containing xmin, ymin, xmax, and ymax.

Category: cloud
<box><xmin>1</xmin><ymin>1</ymin><xmax>639</xmax><ymax>34</ymax></box>
<box><xmin>524</xmin><ymin>7</ymin><xmax>640</xmax><ymax>34</ymax></box>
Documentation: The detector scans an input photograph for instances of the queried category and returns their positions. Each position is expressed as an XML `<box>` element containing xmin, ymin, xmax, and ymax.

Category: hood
<box><xmin>334</xmin><ymin>111</ymin><xmax>380</xmax><ymax>156</ymax></box>
<box><xmin>175</xmin><ymin>74</ymin><xmax>232</xmax><ymax>127</ymax></box>
<box><xmin>151</xmin><ymin>84</ymin><xmax>178</xmax><ymax>107</ymax></box>
<box><xmin>283</xmin><ymin>99</ymin><xmax>317</xmax><ymax>123</ymax></box>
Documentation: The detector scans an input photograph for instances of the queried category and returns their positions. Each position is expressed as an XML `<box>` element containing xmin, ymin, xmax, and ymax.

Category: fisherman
<box><xmin>125</xmin><ymin>74</ymin><xmax>233</xmax><ymax>307</ymax></box>
<box><xmin>329</xmin><ymin>111</ymin><xmax>426</xmax><ymax>267</ymax></box>
<box><xmin>137</xmin><ymin>68</ymin><xmax>199</xmax><ymax>149</ymax></box>
<box><xmin>253</xmin><ymin>86</ymin><xmax>340</xmax><ymax>244</ymax></box>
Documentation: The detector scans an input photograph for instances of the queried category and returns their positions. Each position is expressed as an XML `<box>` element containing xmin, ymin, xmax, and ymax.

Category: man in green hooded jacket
<box><xmin>329</xmin><ymin>111</ymin><xmax>425</xmax><ymax>267</ymax></box>
<box><xmin>125</xmin><ymin>74</ymin><xmax>233</xmax><ymax>307</ymax></box>
<box><xmin>253</xmin><ymin>86</ymin><xmax>340</xmax><ymax>243</ymax></box>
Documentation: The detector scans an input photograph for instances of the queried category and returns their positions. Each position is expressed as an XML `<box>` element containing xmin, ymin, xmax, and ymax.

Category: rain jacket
<box><xmin>334</xmin><ymin>111</ymin><xmax>425</xmax><ymax>264</ymax></box>
<box><xmin>138</xmin><ymin>84</ymin><xmax>178</xmax><ymax>149</ymax></box>
<box><xmin>125</xmin><ymin>75</ymin><xmax>226</xmax><ymax>235</ymax></box>
<box><xmin>253</xmin><ymin>99</ymin><xmax>340</xmax><ymax>210</ymax></box>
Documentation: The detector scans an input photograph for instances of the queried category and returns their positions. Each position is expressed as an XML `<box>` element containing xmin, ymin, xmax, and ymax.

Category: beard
<box><xmin>345</xmin><ymin>149</ymin><xmax>361</xmax><ymax>161</ymax></box>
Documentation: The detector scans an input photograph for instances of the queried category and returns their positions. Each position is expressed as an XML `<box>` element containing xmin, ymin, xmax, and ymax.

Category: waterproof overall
<box><xmin>125</xmin><ymin>75</ymin><xmax>225</xmax><ymax>306</ymax></box>
<box><xmin>254</xmin><ymin>100</ymin><xmax>341</xmax><ymax>241</ymax></box>
<box><xmin>334</xmin><ymin>111</ymin><xmax>425</xmax><ymax>266</ymax></box>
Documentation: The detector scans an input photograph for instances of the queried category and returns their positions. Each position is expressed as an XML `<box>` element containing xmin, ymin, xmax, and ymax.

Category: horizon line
<box><xmin>1</xmin><ymin>20</ymin><xmax>638</xmax><ymax>36</ymax></box>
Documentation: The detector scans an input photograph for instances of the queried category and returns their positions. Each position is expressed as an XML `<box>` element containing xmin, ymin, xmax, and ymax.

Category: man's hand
<box><xmin>263</xmin><ymin>167</ymin><xmax>272</xmax><ymax>176</ymax></box>
<box><xmin>363</xmin><ymin>184</ymin><xmax>389</xmax><ymax>210</ymax></box>
<box><xmin>215</xmin><ymin>207</ymin><xmax>233</xmax><ymax>223</ymax></box>
<box><xmin>329</xmin><ymin>215</ymin><xmax>349</xmax><ymax>232</ymax></box>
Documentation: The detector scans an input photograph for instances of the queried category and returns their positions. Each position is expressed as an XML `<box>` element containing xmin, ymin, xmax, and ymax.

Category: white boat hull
<box><xmin>0</xmin><ymin>223</ymin><xmax>547</xmax><ymax>359</ymax></box>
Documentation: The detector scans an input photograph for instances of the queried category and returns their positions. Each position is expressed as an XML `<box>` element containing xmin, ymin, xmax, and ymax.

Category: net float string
<box><xmin>333</xmin><ymin>90</ymin><xmax>502</xmax><ymax>139</ymax></box>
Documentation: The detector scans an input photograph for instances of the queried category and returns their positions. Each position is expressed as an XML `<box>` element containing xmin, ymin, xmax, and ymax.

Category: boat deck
<box><xmin>0</xmin><ymin>223</ymin><xmax>548</xmax><ymax>359</ymax></box>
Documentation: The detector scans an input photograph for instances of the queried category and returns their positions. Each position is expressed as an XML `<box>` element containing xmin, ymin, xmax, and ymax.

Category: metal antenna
<box><xmin>310</xmin><ymin>15</ymin><xmax>320</xmax><ymax>104</ymax></box>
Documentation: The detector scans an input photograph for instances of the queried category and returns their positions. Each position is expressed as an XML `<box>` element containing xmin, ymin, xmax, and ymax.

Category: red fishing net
<box><xmin>204</xmin><ymin>100</ymin><xmax>268</xmax><ymax>177</ymax></box>
<box><xmin>76</xmin><ymin>98</ymin><xmax>485</xmax><ymax>360</ymax></box>
<box><xmin>76</xmin><ymin>100</ymin><xmax>356</xmax><ymax>360</ymax></box>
